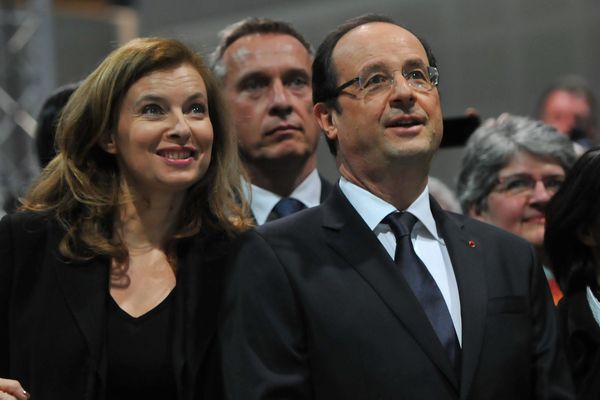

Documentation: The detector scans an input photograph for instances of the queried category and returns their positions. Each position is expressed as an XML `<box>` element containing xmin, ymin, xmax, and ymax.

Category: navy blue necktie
<box><xmin>385</xmin><ymin>211</ymin><xmax>460</xmax><ymax>370</ymax></box>
<box><xmin>267</xmin><ymin>198</ymin><xmax>306</xmax><ymax>221</ymax></box>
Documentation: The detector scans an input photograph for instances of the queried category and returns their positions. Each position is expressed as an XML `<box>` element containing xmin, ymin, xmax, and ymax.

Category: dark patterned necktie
<box><xmin>267</xmin><ymin>198</ymin><xmax>306</xmax><ymax>221</ymax></box>
<box><xmin>385</xmin><ymin>211</ymin><xmax>460</xmax><ymax>370</ymax></box>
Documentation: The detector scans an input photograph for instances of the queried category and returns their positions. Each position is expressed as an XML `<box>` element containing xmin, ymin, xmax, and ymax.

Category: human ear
<box><xmin>314</xmin><ymin>103</ymin><xmax>337</xmax><ymax>142</ymax></box>
<box><xmin>99</xmin><ymin>131</ymin><xmax>117</xmax><ymax>154</ymax></box>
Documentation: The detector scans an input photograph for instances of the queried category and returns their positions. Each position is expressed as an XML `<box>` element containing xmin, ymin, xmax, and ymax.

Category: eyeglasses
<box><xmin>492</xmin><ymin>174</ymin><xmax>565</xmax><ymax>196</ymax></box>
<box><xmin>334</xmin><ymin>66</ymin><xmax>439</xmax><ymax>99</ymax></box>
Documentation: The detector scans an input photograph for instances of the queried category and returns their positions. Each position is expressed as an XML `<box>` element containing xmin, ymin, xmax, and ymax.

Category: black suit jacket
<box><xmin>220</xmin><ymin>186</ymin><xmax>573</xmax><ymax>399</ymax></box>
<box><xmin>318</xmin><ymin>174</ymin><xmax>334</xmax><ymax>203</ymax></box>
<box><xmin>558</xmin><ymin>290</ymin><xmax>600</xmax><ymax>400</ymax></box>
<box><xmin>0</xmin><ymin>211</ymin><xmax>227</xmax><ymax>400</ymax></box>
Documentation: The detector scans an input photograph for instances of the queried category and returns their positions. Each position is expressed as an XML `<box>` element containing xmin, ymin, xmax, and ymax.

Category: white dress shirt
<box><xmin>243</xmin><ymin>168</ymin><xmax>322</xmax><ymax>225</ymax></box>
<box><xmin>339</xmin><ymin>176</ymin><xmax>462</xmax><ymax>344</ymax></box>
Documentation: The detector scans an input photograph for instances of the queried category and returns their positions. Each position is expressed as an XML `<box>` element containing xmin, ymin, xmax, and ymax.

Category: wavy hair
<box><xmin>21</xmin><ymin>37</ymin><xmax>250</xmax><ymax>262</ymax></box>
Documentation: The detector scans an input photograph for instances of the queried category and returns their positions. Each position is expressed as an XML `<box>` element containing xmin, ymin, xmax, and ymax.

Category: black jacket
<box><xmin>0</xmin><ymin>211</ymin><xmax>227</xmax><ymax>399</ymax></box>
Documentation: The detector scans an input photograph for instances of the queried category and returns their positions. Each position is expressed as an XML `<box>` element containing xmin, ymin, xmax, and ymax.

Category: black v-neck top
<box><xmin>106</xmin><ymin>290</ymin><xmax>177</xmax><ymax>399</ymax></box>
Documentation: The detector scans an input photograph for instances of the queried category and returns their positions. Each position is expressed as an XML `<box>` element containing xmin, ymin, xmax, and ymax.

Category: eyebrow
<box><xmin>498</xmin><ymin>172</ymin><xmax>566</xmax><ymax>180</ymax></box>
<box><xmin>133</xmin><ymin>92</ymin><xmax>207</xmax><ymax>107</ymax></box>
<box><xmin>403</xmin><ymin>58</ymin><xmax>428</xmax><ymax>70</ymax></box>
<box><xmin>358</xmin><ymin>58</ymin><xmax>429</xmax><ymax>75</ymax></box>
<box><xmin>236</xmin><ymin>71</ymin><xmax>270</xmax><ymax>87</ymax></box>
<box><xmin>357</xmin><ymin>61</ymin><xmax>389</xmax><ymax>76</ymax></box>
<box><xmin>282</xmin><ymin>68</ymin><xmax>310</xmax><ymax>77</ymax></box>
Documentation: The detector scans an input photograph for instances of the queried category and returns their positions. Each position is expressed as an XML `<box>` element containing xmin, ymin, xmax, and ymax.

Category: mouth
<box><xmin>385</xmin><ymin>116</ymin><xmax>425</xmax><ymax>128</ymax></box>
<box><xmin>156</xmin><ymin>148</ymin><xmax>196</xmax><ymax>160</ymax></box>
<box><xmin>524</xmin><ymin>214</ymin><xmax>545</xmax><ymax>224</ymax></box>
<box><xmin>265</xmin><ymin>124</ymin><xmax>302</xmax><ymax>136</ymax></box>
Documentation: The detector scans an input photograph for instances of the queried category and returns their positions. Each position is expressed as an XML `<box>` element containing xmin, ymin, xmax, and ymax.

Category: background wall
<box><xmin>142</xmin><ymin>0</ymin><xmax>599</xmax><ymax>189</ymax></box>
<box><xmin>6</xmin><ymin>0</ymin><xmax>600</xmax><ymax>192</ymax></box>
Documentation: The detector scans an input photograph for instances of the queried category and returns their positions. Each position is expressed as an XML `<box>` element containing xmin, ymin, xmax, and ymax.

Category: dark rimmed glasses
<box><xmin>492</xmin><ymin>173</ymin><xmax>565</xmax><ymax>197</ymax></box>
<box><xmin>334</xmin><ymin>66</ymin><xmax>439</xmax><ymax>99</ymax></box>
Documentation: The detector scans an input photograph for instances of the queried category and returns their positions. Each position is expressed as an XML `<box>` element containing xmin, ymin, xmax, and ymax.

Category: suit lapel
<box><xmin>322</xmin><ymin>188</ymin><xmax>459</xmax><ymax>389</ymax></box>
<box><xmin>51</xmin><ymin>224</ymin><xmax>109</xmax><ymax>392</ymax></box>
<box><xmin>431</xmin><ymin>200</ymin><xmax>487</xmax><ymax>399</ymax></box>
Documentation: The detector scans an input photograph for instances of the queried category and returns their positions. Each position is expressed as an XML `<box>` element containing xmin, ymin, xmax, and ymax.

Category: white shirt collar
<box><xmin>338</xmin><ymin>176</ymin><xmax>441</xmax><ymax>241</ymax></box>
<box><xmin>243</xmin><ymin>168</ymin><xmax>321</xmax><ymax>225</ymax></box>
<box><xmin>586</xmin><ymin>286</ymin><xmax>600</xmax><ymax>328</ymax></box>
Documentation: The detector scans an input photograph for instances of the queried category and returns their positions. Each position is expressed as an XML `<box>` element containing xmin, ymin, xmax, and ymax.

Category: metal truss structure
<box><xmin>0</xmin><ymin>0</ymin><xmax>54</xmax><ymax>213</ymax></box>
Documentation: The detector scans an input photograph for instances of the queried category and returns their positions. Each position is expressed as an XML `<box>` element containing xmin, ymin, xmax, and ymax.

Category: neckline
<box><xmin>109</xmin><ymin>288</ymin><xmax>175</xmax><ymax>323</ymax></box>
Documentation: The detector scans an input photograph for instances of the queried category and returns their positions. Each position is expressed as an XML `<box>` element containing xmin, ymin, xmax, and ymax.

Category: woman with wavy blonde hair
<box><xmin>0</xmin><ymin>37</ymin><xmax>249</xmax><ymax>400</ymax></box>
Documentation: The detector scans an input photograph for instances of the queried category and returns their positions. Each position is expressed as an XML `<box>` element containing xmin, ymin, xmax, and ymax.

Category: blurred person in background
<box><xmin>210</xmin><ymin>18</ymin><xmax>332</xmax><ymax>224</ymax></box>
<box><xmin>0</xmin><ymin>160</ymin><xmax>9</xmax><ymax>219</ymax></box>
<box><xmin>538</xmin><ymin>75</ymin><xmax>598</xmax><ymax>154</ymax></box>
<box><xmin>0</xmin><ymin>37</ymin><xmax>248</xmax><ymax>399</ymax></box>
<box><xmin>34</xmin><ymin>81</ymin><xmax>80</xmax><ymax>168</ymax></box>
<box><xmin>545</xmin><ymin>147</ymin><xmax>600</xmax><ymax>400</ymax></box>
<box><xmin>457</xmin><ymin>114</ymin><xmax>576</xmax><ymax>303</ymax></box>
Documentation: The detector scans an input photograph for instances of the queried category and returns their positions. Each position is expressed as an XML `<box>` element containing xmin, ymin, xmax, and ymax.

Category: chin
<box><xmin>522</xmin><ymin>230</ymin><xmax>545</xmax><ymax>248</ymax></box>
<box><xmin>266</xmin><ymin>144</ymin><xmax>311</xmax><ymax>161</ymax></box>
<box><xmin>158</xmin><ymin>173</ymin><xmax>204</xmax><ymax>191</ymax></box>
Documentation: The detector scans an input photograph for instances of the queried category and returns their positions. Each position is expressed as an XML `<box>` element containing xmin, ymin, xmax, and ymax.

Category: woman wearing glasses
<box><xmin>456</xmin><ymin>114</ymin><xmax>576</xmax><ymax>303</ymax></box>
<box><xmin>545</xmin><ymin>147</ymin><xmax>600</xmax><ymax>399</ymax></box>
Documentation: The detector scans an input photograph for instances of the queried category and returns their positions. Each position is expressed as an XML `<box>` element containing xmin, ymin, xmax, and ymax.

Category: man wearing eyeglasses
<box><xmin>221</xmin><ymin>14</ymin><xmax>574</xmax><ymax>400</ymax></box>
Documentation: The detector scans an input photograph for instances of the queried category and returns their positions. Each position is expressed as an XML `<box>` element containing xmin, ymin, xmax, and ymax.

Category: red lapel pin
<box><xmin>468</xmin><ymin>240</ymin><xmax>476</xmax><ymax>248</ymax></box>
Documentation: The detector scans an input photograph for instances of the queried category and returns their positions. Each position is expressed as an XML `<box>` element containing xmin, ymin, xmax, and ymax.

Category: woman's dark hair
<box><xmin>545</xmin><ymin>146</ymin><xmax>600</xmax><ymax>294</ymax></box>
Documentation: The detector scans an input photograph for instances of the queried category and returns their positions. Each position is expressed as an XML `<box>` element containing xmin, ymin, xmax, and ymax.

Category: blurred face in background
<box><xmin>541</xmin><ymin>89</ymin><xmax>593</xmax><ymax>139</ymax></box>
<box><xmin>470</xmin><ymin>151</ymin><xmax>566</xmax><ymax>247</ymax></box>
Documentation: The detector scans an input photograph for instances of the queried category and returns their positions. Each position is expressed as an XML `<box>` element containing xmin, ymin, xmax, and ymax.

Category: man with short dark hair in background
<box><xmin>211</xmin><ymin>18</ymin><xmax>332</xmax><ymax>224</ymax></box>
<box><xmin>538</xmin><ymin>75</ymin><xmax>597</xmax><ymax>152</ymax></box>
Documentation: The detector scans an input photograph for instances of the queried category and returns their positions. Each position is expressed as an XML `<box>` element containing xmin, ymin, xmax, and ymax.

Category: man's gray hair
<box><xmin>209</xmin><ymin>17</ymin><xmax>313</xmax><ymax>81</ymax></box>
<box><xmin>456</xmin><ymin>113</ymin><xmax>577</xmax><ymax>213</ymax></box>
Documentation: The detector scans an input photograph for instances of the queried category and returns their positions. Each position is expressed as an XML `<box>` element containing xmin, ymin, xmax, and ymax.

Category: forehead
<box><xmin>333</xmin><ymin>22</ymin><xmax>428</xmax><ymax>77</ymax></box>
<box><xmin>126</xmin><ymin>64</ymin><xmax>207</xmax><ymax>96</ymax></box>
<box><xmin>499</xmin><ymin>151</ymin><xmax>565</xmax><ymax>175</ymax></box>
<box><xmin>223</xmin><ymin>33</ymin><xmax>312</xmax><ymax>77</ymax></box>
<box><xmin>545</xmin><ymin>90</ymin><xmax>591</xmax><ymax>113</ymax></box>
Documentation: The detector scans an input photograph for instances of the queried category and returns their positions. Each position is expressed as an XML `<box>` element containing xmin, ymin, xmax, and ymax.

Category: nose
<box><xmin>388</xmin><ymin>72</ymin><xmax>416</xmax><ymax>109</ymax></box>
<box><xmin>529</xmin><ymin>180</ymin><xmax>553</xmax><ymax>208</ymax></box>
<box><xmin>167</xmin><ymin>112</ymin><xmax>192</xmax><ymax>142</ymax></box>
<box><xmin>269</xmin><ymin>80</ymin><xmax>293</xmax><ymax>119</ymax></box>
